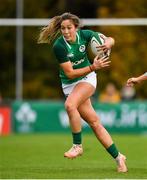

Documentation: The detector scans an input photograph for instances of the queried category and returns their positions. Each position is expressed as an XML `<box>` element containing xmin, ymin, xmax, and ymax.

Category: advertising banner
<box><xmin>0</xmin><ymin>107</ymin><xmax>11</xmax><ymax>135</ymax></box>
<box><xmin>12</xmin><ymin>101</ymin><xmax>147</xmax><ymax>134</ymax></box>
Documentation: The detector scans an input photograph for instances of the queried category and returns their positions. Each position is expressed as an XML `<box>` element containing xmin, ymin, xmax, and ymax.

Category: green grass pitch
<box><xmin>0</xmin><ymin>133</ymin><xmax>147</xmax><ymax>179</ymax></box>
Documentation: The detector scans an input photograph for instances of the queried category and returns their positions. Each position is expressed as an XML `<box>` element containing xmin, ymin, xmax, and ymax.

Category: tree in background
<box><xmin>0</xmin><ymin>0</ymin><xmax>147</xmax><ymax>100</ymax></box>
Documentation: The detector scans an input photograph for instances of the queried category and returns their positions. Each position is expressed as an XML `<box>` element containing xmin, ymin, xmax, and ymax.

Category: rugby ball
<box><xmin>90</xmin><ymin>32</ymin><xmax>111</xmax><ymax>58</ymax></box>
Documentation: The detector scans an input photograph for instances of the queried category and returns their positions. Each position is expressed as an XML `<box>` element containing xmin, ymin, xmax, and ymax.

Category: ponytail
<box><xmin>37</xmin><ymin>16</ymin><xmax>61</xmax><ymax>44</ymax></box>
<box><xmin>37</xmin><ymin>12</ymin><xmax>81</xmax><ymax>44</ymax></box>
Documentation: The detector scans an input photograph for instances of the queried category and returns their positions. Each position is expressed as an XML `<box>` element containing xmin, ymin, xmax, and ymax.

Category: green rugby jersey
<box><xmin>53</xmin><ymin>29</ymin><xmax>95</xmax><ymax>84</ymax></box>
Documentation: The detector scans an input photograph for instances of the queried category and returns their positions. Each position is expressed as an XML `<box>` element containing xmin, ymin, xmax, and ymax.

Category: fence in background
<box><xmin>9</xmin><ymin>100</ymin><xmax>147</xmax><ymax>134</ymax></box>
<box><xmin>1</xmin><ymin>18</ymin><xmax>147</xmax><ymax>26</ymax></box>
<box><xmin>0</xmin><ymin>106</ymin><xmax>11</xmax><ymax>135</ymax></box>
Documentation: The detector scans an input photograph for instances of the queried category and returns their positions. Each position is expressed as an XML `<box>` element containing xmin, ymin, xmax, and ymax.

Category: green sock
<box><xmin>72</xmin><ymin>132</ymin><xmax>82</xmax><ymax>145</ymax></box>
<box><xmin>106</xmin><ymin>143</ymin><xmax>119</xmax><ymax>158</ymax></box>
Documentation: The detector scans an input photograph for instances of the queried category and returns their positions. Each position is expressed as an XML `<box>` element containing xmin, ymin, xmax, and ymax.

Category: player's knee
<box><xmin>64</xmin><ymin>100</ymin><xmax>76</xmax><ymax>112</ymax></box>
<box><xmin>89</xmin><ymin>120</ymin><xmax>101</xmax><ymax>129</ymax></box>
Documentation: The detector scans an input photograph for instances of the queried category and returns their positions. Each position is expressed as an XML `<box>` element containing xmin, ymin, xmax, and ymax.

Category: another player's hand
<box><xmin>126</xmin><ymin>77</ymin><xmax>139</xmax><ymax>87</ymax></box>
<box><xmin>92</xmin><ymin>55</ymin><xmax>111</xmax><ymax>70</ymax></box>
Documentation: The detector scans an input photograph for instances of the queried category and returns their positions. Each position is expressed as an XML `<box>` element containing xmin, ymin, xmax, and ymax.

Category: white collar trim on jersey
<box><xmin>63</xmin><ymin>32</ymin><xmax>80</xmax><ymax>49</ymax></box>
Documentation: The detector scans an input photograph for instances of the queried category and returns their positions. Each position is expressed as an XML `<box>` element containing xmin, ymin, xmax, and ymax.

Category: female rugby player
<box><xmin>38</xmin><ymin>12</ymin><xmax>127</xmax><ymax>173</ymax></box>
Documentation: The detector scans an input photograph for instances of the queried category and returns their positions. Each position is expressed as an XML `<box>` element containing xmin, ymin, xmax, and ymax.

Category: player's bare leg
<box><xmin>78</xmin><ymin>99</ymin><xmax>128</xmax><ymax>172</ymax></box>
<box><xmin>64</xmin><ymin>82</ymin><xmax>95</xmax><ymax>159</ymax></box>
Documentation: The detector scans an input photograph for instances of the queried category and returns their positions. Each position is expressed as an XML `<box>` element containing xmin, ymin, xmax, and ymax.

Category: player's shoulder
<box><xmin>53</xmin><ymin>36</ymin><xmax>64</xmax><ymax>47</ymax></box>
<box><xmin>79</xmin><ymin>29</ymin><xmax>95</xmax><ymax>41</ymax></box>
<box><xmin>80</xmin><ymin>29</ymin><xmax>95</xmax><ymax>36</ymax></box>
<box><xmin>53</xmin><ymin>36</ymin><xmax>65</xmax><ymax>52</ymax></box>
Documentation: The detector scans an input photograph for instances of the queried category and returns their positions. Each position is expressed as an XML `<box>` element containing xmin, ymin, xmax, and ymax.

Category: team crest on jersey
<box><xmin>67</xmin><ymin>53</ymin><xmax>74</xmax><ymax>58</ymax></box>
<box><xmin>79</xmin><ymin>45</ymin><xmax>86</xmax><ymax>52</ymax></box>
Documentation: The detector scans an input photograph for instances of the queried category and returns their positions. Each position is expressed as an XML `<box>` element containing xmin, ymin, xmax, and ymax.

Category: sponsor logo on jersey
<box><xmin>67</xmin><ymin>53</ymin><xmax>74</xmax><ymax>58</ymax></box>
<box><xmin>79</xmin><ymin>45</ymin><xmax>86</xmax><ymax>52</ymax></box>
<box><xmin>72</xmin><ymin>58</ymin><xmax>85</xmax><ymax>66</ymax></box>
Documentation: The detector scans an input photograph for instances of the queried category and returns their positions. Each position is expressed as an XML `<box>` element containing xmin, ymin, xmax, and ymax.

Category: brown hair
<box><xmin>37</xmin><ymin>12</ymin><xmax>82</xmax><ymax>44</ymax></box>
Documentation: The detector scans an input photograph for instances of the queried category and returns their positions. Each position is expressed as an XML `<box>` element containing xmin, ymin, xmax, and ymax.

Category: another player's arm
<box><xmin>60</xmin><ymin>55</ymin><xmax>110</xmax><ymax>79</ymax></box>
<box><xmin>135</xmin><ymin>72</ymin><xmax>147</xmax><ymax>82</ymax></box>
<box><xmin>127</xmin><ymin>72</ymin><xmax>147</xmax><ymax>86</ymax></box>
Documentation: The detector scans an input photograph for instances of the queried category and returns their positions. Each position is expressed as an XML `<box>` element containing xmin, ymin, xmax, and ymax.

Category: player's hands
<box><xmin>126</xmin><ymin>77</ymin><xmax>139</xmax><ymax>87</ymax></box>
<box><xmin>91</xmin><ymin>55</ymin><xmax>111</xmax><ymax>70</ymax></box>
<box><xmin>97</xmin><ymin>36</ymin><xmax>114</xmax><ymax>53</ymax></box>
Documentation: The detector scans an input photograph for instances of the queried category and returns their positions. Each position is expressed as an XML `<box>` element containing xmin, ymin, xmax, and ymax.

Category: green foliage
<box><xmin>0</xmin><ymin>27</ymin><xmax>16</xmax><ymax>98</ymax></box>
<box><xmin>97</xmin><ymin>26</ymin><xmax>147</xmax><ymax>99</ymax></box>
<box><xmin>0</xmin><ymin>0</ymin><xmax>147</xmax><ymax>99</ymax></box>
<box><xmin>0</xmin><ymin>0</ymin><xmax>16</xmax><ymax>18</ymax></box>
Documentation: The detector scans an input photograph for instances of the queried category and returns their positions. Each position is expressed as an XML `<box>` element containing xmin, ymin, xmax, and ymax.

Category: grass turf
<box><xmin>0</xmin><ymin>133</ymin><xmax>147</xmax><ymax>179</ymax></box>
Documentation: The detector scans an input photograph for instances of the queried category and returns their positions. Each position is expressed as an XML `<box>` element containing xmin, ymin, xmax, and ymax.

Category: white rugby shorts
<box><xmin>62</xmin><ymin>72</ymin><xmax>97</xmax><ymax>97</ymax></box>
